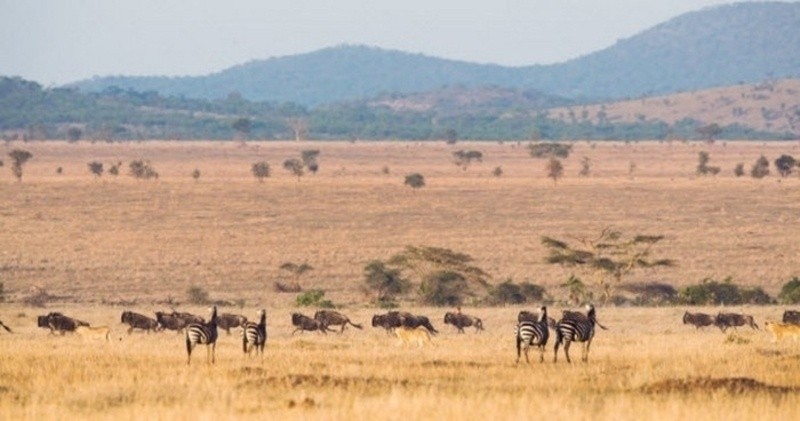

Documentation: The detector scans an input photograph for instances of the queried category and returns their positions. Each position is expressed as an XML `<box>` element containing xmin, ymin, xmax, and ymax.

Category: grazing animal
<box><xmin>155</xmin><ymin>311</ymin><xmax>190</xmax><ymax>333</ymax></box>
<box><xmin>314</xmin><ymin>310</ymin><xmax>362</xmax><ymax>333</ymax></box>
<box><xmin>682</xmin><ymin>311</ymin><xmax>716</xmax><ymax>329</ymax></box>
<box><xmin>782</xmin><ymin>310</ymin><xmax>800</xmax><ymax>325</ymax></box>
<box><xmin>443</xmin><ymin>312</ymin><xmax>483</xmax><ymax>333</ymax></box>
<box><xmin>37</xmin><ymin>312</ymin><xmax>90</xmax><ymax>335</ymax></box>
<box><xmin>765</xmin><ymin>321</ymin><xmax>800</xmax><ymax>342</ymax></box>
<box><xmin>394</xmin><ymin>326</ymin><xmax>433</xmax><ymax>348</ymax></box>
<box><xmin>217</xmin><ymin>313</ymin><xmax>248</xmax><ymax>335</ymax></box>
<box><xmin>242</xmin><ymin>309</ymin><xmax>267</xmax><ymax>357</ymax></box>
<box><xmin>185</xmin><ymin>306</ymin><xmax>219</xmax><ymax>365</ymax></box>
<box><xmin>0</xmin><ymin>318</ymin><xmax>12</xmax><ymax>333</ymax></box>
<box><xmin>121</xmin><ymin>311</ymin><xmax>160</xmax><ymax>334</ymax></box>
<box><xmin>75</xmin><ymin>325</ymin><xmax>111</xmax><ymax>341</ymax></box>
<box><xmin>371</xmin><ymin>312</ymin><xmax>437</xmax><ymax>335</ymax></box>
<box><xmin>516</xmin><ymin>306</ymin><xmax>550</xmax><ymax>364</ymax></box>
<box><xmin>174</xmin><ymin>311</ymin><xmax>205</xmax><ymax>325</ymax></box>
<box><xmin>291</xmin><ymin>313</ymin><xmax>327</xmax><ymax>335</ymax></box>
<box><xmin>553</xmin><ymin>304</ymin><xmax>607</xmax><ymax>363</ymax></box>
<box><xmin>519</xmin><ymin>310</ymin><xmax>557</xmax><ymax>328</ymax></box>
<box><xmin>714</xmin><ymin>312</ymin><xmax>758</xmax><ymax>332</ymax></box>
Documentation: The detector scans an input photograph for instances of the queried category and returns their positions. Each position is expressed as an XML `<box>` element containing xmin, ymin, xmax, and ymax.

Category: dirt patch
<box><xmin>639</xmin><ymin>377</ymin><xmax>798</xmax><ymax>395</ymax></box>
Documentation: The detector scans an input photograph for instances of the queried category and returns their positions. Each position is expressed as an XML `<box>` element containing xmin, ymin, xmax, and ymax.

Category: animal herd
<box><xmin>1</xmin><ymin>307</ymin><xmax>797</xmax><ymax>365</ymax></box>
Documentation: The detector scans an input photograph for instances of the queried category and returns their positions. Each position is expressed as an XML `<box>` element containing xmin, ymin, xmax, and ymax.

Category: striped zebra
<box><xmin>515</xmin><ymin>306</ymin><xmax>550</xmax><ymax>364</ymax></box>
<box><xmin>185</xmin><ymin>306</ymin><xmax>219</xmax><ymax>365</ymax></box>
<box><xmin>242</xmin><ymin>309</ymin><xmax>267</xmax><ymax>358</ymax></box>
<box><xmin>553</xmin><ymin>304</ymin><xmax>607</xmax><ymax>363</ymax></box>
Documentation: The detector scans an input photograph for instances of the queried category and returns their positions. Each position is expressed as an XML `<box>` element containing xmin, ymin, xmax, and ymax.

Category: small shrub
<box><xmin>191</xmin><ymin>169</ymin><xmax>201</xmax><ymax>181</ymax></box>
<box><xmin>251</xmin><ymin>161</ymin><xmax>270</xmax><ymax>182</ymax></box>
<box><xmin>419</xmin><ymin>270</ymin><xmax>469</xmax><ymax>306</ymax></box>
<box><xmin>88</xmin><ymin>161</ymin><xmax>104</xmax><ymax>178</ymax></box>
<box><xmin>129</xmin><ymin>159</ymin><xmax>158</xmax><ymax>180</ymax></box>
<box><xmin>404</xmin><ymin>173</ymin><xmax>425</xmax><ymax>189</ymax></box>
<box><xmin>778</xmin><ymin>277</ymin><xmax>800</xmax><ymax>304</ymax></box>
<box><xmin>528</xmin><ymin>142</ymin><xmax>572</xmax><ymax>159</ymax></box>
<box><xmin>487</xmin><ymin>279</ymin><xmax>548</xmax><ymax>305</ymax></box>
<box><xmin>186</xmin><ymin>286</ymin><xmax>210</xmax><ymax>305</ymax></box>
<box><xmin>679</xmin><ymin>277</ymin><xmax>774</xmax><ymax>305</ymax></box>
<box><xmin>733</xmin><ymin>163</ymin><xmax>745</xmax><ymax>177</ymax></box>
<box><xmin>750</xmin><ymin>155</ymin><xmax>770</xmax><ymax>179</ymax></box>
<box><xmin>295</xmin><ymin>289</ymin><xmax>334</xmax><ymax>308</ymax></box>
<box><xmin>492</xmin><ymin>166</ymin><xmax>503</xmax><ymax>177</ymax></box>
<box><xmin>22</xmin><ymin>287</ymin><xmax>51</xmax><ymax>307</ymax></box>
<box><xmin>618</xmin><ymin>282</ymin><xmax>679</xmax><ymax>306</ymax></box>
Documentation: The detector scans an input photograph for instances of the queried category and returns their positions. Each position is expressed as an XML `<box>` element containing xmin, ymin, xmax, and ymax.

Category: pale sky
<box><xmin>0</xmin><ymin>0</ymin><xmax>774</xmax><ymax>86</ymax></box>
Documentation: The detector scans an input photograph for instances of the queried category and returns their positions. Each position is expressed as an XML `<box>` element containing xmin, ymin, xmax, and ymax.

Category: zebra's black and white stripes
<box><xmin>553</xmin><ymin>304</ymin><xmax>606</xmax><ymax>363</ymax></box>
<box><xmin>185</xmin><ymin>306</ymin><xmax>219</xmax><ymax>365</ymax></box>
<box><xmin>242</xmin><ymin>309</ymin><xmax>267</xmax><ymax>358</ymax></box>
<box><xmin>515</xmin><ymin>306</ymin><xmax>549</xmax><ymax>364</ymax></box>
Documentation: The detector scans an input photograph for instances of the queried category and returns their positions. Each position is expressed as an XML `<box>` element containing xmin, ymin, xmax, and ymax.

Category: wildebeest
<box><xmin>715</xmin><ymin>312</ymin><xmax>758</xmax><ymax>332</ymax></box>
<box><xmin>371</xmin><ymin>311</ymin><xmax>438</xmax><ymax>335</ymax></box>
<box><xmin>394</xmin><ymin>326</ymin><xmax>433</xmax><ymax>348</ymax></box>
<box><xmin>443</xmin><ymin>312</ymin><xmax>483</xmax><ymax>333</ymax></box>
<box><xmin>291</xmin><ymin>313</ymin><xmax>327</xmax><ymax>335</ymax></box>
<box><xmin>121</xmin><ymin>311</ymin><xmax>160</xmax><ymax>334</ymax></box>
<box><xmin>783</xmin><ymin>310</ymin><xmax>800</xmax><ymax>325</ymax></box>
<box><xmin>519</xmin><ymin>310</ymin><xmax>558</xmax><ymax>328</ymax></box>
<box><xmin>682</xmin><ymin>311</ymin><xmax>716</xmax><ymax>329</ymax></box>
<box><xmin>217</xmin><ymin>313</ymin><xmax>248</xmax><ymax>335</ymax></box>
<box><xmin>765</xmin><ymin>321</ymin><xmax>800</xmax><ymax>342</ymax></box>
<box><xmin>155</xmin><ymin>311</ymin><xmax>204</xmax><ymax>333</ymax></box>
<box><xmin>314</xmin><ymin>310</ymin><xmax>362</xmax><ymax>333</ymax></box>
<box><xmin>37</xmin><ymin>312</ymin><xmax>89</xmax><ymax>335</ymax></box>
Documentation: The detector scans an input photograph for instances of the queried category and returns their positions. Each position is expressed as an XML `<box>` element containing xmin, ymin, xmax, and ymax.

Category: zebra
<box><xmin>242</xmin><ymin>309</ymin><xmax>267</xmax><ymax>358</ymax></box>
<box><xmin>185</xmin><ymin>306</ymin><xmax>219</xmax><ymax>365</ymax></box>
<box><xmin>553</xmin><ymin>304</ymin><xmax>607</xmax><ymax>363</ymax></box>
<box><xmin>515</xmin><ymin>306</ymin><xmax>549</xmax><ymax>364</ymax></box>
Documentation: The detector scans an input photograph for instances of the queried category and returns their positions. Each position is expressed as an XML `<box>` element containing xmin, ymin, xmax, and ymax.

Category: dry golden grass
<box><xmin>0</xmin><ymin>305</ymin><xmax>798</xmax><ymax>420</ymax></box>
<box><xmin>1</xmin><ymin>140</ymin><xmax>799</xmax><ymax>419</ymax></box>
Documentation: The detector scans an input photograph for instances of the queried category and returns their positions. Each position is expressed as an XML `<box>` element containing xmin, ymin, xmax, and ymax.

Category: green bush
<box><xmin>487</xmin><ymin>279</ymin><xmax>548</xmax><ymax>305</ymax></box>
<box><xmin>295</xmin><ymin>289</ymin><xmax>334</xmax><ymax>308</ymax></box>
<box><xmin>616</xmin><ymin>282</ymin><xmax>678</xmax><ymax>306</ymax></box>
<box><xmin>679</xmin><ymin>278</ymin><xmax>774</xmax><ymax>305</ymax></box>
<box><xmin>778</xmin><ymin>277</ymin><xmax>800</xmax><ymax>304</ymax></box>
<box><xmin>419</xmin><ymin>270</ymin><xmax>468</xmax><ymax>306</ymax></box>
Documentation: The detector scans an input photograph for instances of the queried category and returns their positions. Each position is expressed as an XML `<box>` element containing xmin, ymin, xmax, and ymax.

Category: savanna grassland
<box><xmin>1</xmin><ymin>140</ymin><xmax>800</xmax><ymax>420</ymax></box>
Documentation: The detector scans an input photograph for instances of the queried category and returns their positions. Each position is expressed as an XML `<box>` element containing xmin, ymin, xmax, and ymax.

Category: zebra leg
<box><xmin>563</xmin><ymin>341</ymin><xmax>572</xmax><ymax>363</ymax></box>
<box><xmin>538</xmin><ymin>344</ymin><xmax>545</xmax><ymax>363</ymax></box>
<box><xmin>211</xmin><ymin>342</ymin><xmax>216</xmax><ymax>364</ymax></box>
<box><xmin>186</xmin><ymin>337</ymin><xmax>194</xmax><ymax>365</ymax></box>
<box><xmin>516</xmin><ymin>336</ymin><xmax>522</xmax><ymax>364</ymax></box>
<box><xmin>583</xmin><ymin>338</ymin><xmax>592</xmax><ymax>363</ymax></box>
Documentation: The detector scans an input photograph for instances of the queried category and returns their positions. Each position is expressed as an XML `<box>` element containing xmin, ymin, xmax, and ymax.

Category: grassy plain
<box><xmin>1</xmin><ymin>140</ymin><xmax>800</xmax><ymax>419</ymax></box>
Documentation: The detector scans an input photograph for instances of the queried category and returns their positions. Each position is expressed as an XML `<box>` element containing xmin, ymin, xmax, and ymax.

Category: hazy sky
<box><xmin>0</xmin><ymin>0</ymin><xmax>772</xmax><ymax>86</ymax></box>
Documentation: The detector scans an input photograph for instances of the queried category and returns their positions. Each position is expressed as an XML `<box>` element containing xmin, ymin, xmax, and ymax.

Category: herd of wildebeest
<box><xmin>0</xmin><ymin>306</ymin><xmax>798</xmax><ymax>365</ymax></box>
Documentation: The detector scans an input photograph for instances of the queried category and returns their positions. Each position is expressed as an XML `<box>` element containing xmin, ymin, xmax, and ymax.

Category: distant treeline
<box><xmin>0</xmin><ymin>77</ymin><xmax>793</xmax><ymax>142</ymax></box>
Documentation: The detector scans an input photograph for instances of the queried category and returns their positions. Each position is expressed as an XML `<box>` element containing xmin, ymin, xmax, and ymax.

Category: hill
<box><xmin>67</xmin><ymin>2</ymin><xmax>800</xmax><ymax>106</ymax></box>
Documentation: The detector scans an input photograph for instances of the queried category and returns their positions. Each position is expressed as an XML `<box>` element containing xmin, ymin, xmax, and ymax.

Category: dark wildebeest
<box><xmin>155</xmin><ymin>311</ymin><xmax>190</xmax><ymax>333</ymax></box>
<box><xmin>121</xmin><ymin>311</ymin><xmax>160</xmax><ymax>334</ymax></box>
<box><xmin>682</xmin><ymin>311</ymin><xmax>716</xmax><ymax>329</ymax></box>
<box><xmin>371</xmin><ymin>311</ymin><xmax>438</xmax><ymax>335</ymax></box>
<box><xmin>783</xmin><ymin>310</ymin><xmax>800</xmax><ymax>325</ymax></box>
<box><xmin>291</xmin><ymin>313</ymin><xmax>328</xmax><ymax>335</ymax></box>
<box><xmin>314</xmin><ymin>310</ymin><xmax>362</xmax><ymax>333</ymax></box>
<box><xmin>37</xmin><ymin>312</ymin><xmax>89</xmax><ymax>335</ymax></box>
<box><xmin>518</xmin><ymin>310</ymin><xmax>558</xmax><ymax>328</ymax></box>
<box><xmin>443</xmin><ymin>312</ymin><xmax>483</xmax><ymax>333</ymax></box>
<box><xmin>217</xmin><ymin>313</ymin><xmax>248</xmax><ymax>335</ymax></box>
<box><xmin>173</xmin><ymin>311</ymin><xmax>204</xmax><ymax>325</ymax></box>
<box><xmin>715</xmin><ymin>312</ymin><xmax>758</xmax><ymax>332</ymax></box>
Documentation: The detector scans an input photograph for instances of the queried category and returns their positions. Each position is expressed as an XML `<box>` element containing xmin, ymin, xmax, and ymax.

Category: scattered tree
<box><xmin>492</xmin><ymin>166</ymin><xmax>503</xmax><ymax>177</ymax></box>
<box><xmin>87</xmin><ymin>161</ymin><xmax>104</xmax><ymax>178</ymax></box>
<box><xmin>774</xmin><ymin>154</ymin><xmax>797</xmax><ymax>178</ymax></box>
<box><xmin>108</xmin><ymin>161</ymin><xmax>121</xmax><ymax>176</ymax></box>
<box><xmin>750</xmin><ymin>155</ymin><xmax>770</xmax><ymax>179</ymax></box>
<box><xmin>280</xmin><ymin>262</ymin><xmax>313</xmax><ymax>290</ymax></box>
<box><xmin>546</xmin><ymin>157</ymin><xmax>564</xmax><ymax>184</ymax></box>
<box><xmin>287</xmin><ymin>118</ymin><xmax>309</xmax><ymax>141</ymax></box>
<box><xmin>452</xmin><ymin>150</ymin><xmax>483</xmax><ymax>171</ymax></box>
<box><xmin>528</xmin><ymin>142</ymin><xmax>571</xmax><ymax>159</ymax></box>
<box><xmin>301</xmin><ymin>149</ymin><xmax>320</xmax><ymax>174</ymax></box>
<box><xmin>8</xmin><ymin>149</ymin><xmax>33</xmax><ymax>182</ymax></box>
<box><xmin>778</xmin><ymin>277</ymin><xmax>800</xmax><ymax>304</ymax></box>
<box><xmin>561</xmin><ymin>275</ymin><xmax>592</xmax><ymax>306</ymax></box>
<box><xmin>419</xmin><ymin>270</ymin><xmax>469</xmax><ymax>306</ymax></box>
<box><xmin>579</xmin><ymin>157</ymin><xmax>591</xmax><ymax>177</ymax></box>
<box><xmin>541</xmin><ymin>228</ymin><xmax>675</xmax><ymax>303</ymax></box>
<box><xmin>251</xmin><ymin>161</ymin><xmax>270</xmax><ymax>182</ymax></box>
<box><xmin>487</xmin><ymin>279</ymin><xmax>547</xmax><ymax>305</ymax></box>
<box><xmin>363</xmin><ymin>260</ymin><xmax>411</xmax><ymax>304</ymax></box>
<box><xmin>191</xmin><ymin>168</ymin><xmax>201</xmax><ymax>182</ymax></box>
<box><xmin>696</xmin><ymin>151</ymin><xmax>720</xmax><ymax>175</ymax></box>
<box><xmin>404</xmin><ymin>173</ymin><xmax>425</xmax><ymax>190</ymax></box>
<box><xmin>129</xmin><ymin>160</ymin><xmax>158</xmax><ymax>180</ymax></box>
<box><xmin>283</xmin><ymin>158</ymin><xmax>304</xmax><ymax>180</ymax></box>
<box><xmin>733</xmin><ymin>163</ymin><xmax>745</xmax><ymax>177</ymax></box>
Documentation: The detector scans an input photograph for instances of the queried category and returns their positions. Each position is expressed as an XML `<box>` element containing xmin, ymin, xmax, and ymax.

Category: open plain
<box><xmin>1</xmin><ymin>140</ymin><xmax>800</xmax><ymax>419</ymax></box>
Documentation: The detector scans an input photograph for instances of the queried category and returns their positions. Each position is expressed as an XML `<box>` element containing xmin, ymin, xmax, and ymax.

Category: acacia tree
<box><xmin>363</xmin><ymin>260</ymin><xmax>411</xmax><ymax>304</ymax></box>
<box><xmin>452</xmin><ymin>150</ymin><xmax>483</xmax><ymax>171</ymax></box>
<box><xmin>541</xmin><ymin>228</ymin><xmax>674</xmax><ymax>302</ymax></box>
<box><xmin>774</xmin><ymin>154</ymin><xmax>797</xmax><ymax>178</ymax></box>
<box><xmin>8</xmin><ymin>149</ymin><xmax>33</xmax><ymax>182</ymax></box>
<box><xmin>251</xmin><ymin>161</ymin><xmax>270</xmax><ymax>182</ymax></box>
<box><xmin>88</xmin><ymin>161</ymin><xmax>104</xmax><ymax>178</ymax></box>
<box><xmin>279</xmin><ymin>262</ymin><xmax>313</xmax><ymax>290</ymax></box>
<box><xmin>283</xmin><ymin>158</ymin><xmax>304</xmax><ymax>180</ymax></box>
<box><xmin>546</xmin><ymin>157</ymin><xmax>564</xmax><ymax>184</ymax></box>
